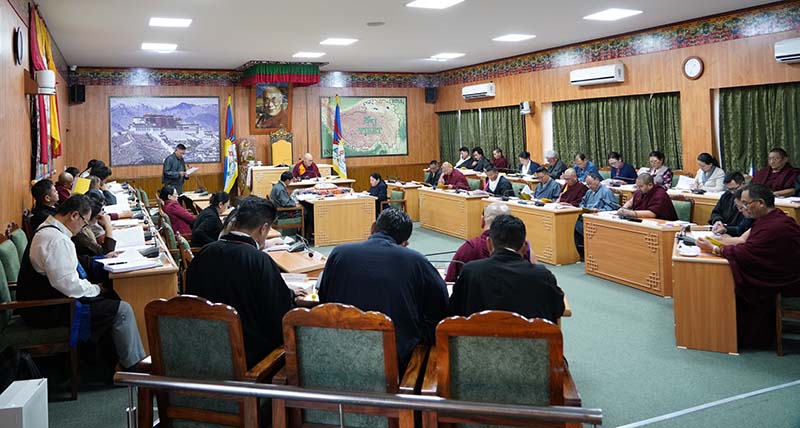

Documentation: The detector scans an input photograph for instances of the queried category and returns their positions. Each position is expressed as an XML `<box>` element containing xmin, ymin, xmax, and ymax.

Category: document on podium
<box><xmin>185</xmin><ymin>167</ymin><xmax>199</xmax><ymax>176</ymax></box>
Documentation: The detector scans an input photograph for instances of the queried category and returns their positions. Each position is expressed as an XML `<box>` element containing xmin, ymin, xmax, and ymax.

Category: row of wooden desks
<box><xmin>248</xmin><ymin>164</ymin><xmax>335</xmax><ymax>196</ymax></box>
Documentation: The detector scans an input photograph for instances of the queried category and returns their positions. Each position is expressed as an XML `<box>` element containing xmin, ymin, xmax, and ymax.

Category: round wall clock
<box><xmin>13</xmin><ymin>27</ymin><xmax>24</xmax><ymax>66</ymax></box>
<box><xmin>683</xmin><ymin>56</ymin><xmax>704</xmax><ymax>80</ymax></box>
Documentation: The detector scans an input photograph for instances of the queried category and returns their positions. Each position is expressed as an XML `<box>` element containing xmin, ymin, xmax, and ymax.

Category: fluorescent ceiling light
<box><xmin>493</xmin><ymin>34</ymin><xmax>536</xmax><ymax>42</ymax></box>
<box><xmin>148</xmin><ymin>17</ymin><xmax>192</xmax><ymax>28</ymax></box>
<box><xmin>320</xmin><ymin>38</ymin><xmax>359</xmax><ymax>46</ymax></box>
<box><xmin>293</xmin><ymin>51</ymin><xmax>326</xmax><ymax>58</ymax></box>
<box><xmin>583</xmin><ymin>8</ymin><xmax>642</xmax><ymax>21</ymax></box>
<box><xmin>406</xmin><ymin>0</ymin><xmax>465</xmax><ymax>10</ymax></box>
<box><xmin>141</xmin><ymin>42</ymin><xmax>177</xmax><ymax>53</ymax></box>
<box><xmin>430</xmin><ymin>52</ymin><xmax>465</xmax><ymax>61</ymax></box>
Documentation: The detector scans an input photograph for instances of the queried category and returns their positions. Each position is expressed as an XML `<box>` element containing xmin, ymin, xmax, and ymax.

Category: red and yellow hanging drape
<box><xmin>29</xmin><ymin>5</ymin><xmax>62</xmax><ymax>164</ymax></box>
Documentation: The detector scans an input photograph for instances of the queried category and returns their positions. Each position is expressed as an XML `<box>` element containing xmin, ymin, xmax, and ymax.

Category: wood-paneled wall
<box><xmin>434</xmin><ymin>31</ymin><xmax>800</xmax><ymax>168</ymax></box>
<box><xmin>0</xmin><ymin>0</ymin><xmax>67</xmax><ymax>225</ymax></box>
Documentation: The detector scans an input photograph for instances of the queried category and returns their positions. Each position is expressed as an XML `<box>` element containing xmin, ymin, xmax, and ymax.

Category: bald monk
<box><xmin>438</xmin><ymin>162</ymin><xmax>470</xmax><ymax>191</ymax></box>
<box><xmin>697</xmin><ymin>183</ymin><xmax>800</xmax><ymax>348</ymax></box>
<box><xmin>293</xmin><ymin>153</ymin><xmax>321</xmax><ymax>179</ymax></box>
<box><xmin>618</xmin><ymin>173</ymin><xmax>678</xmax><ymax>220</ymax></box>
<box><xmin>751</xmin><ymin>148</ymin><xmax>799</xmax><ymax>197</ymax></box>
<box><xmin>557</xmin><ymin>168</ymin><xmax>588</xmax><ymax>207</ymax></box>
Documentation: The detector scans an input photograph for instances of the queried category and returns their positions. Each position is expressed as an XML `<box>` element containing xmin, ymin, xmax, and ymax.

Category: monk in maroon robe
<box><xmin>698</xmin><ymin>183</ymin><xmax>800</xmax><ymax>348</ymax></box>
<box><xmin>492</xmin><ymin>149</ymin><xmax>509</xmax><ymax>170</ymax></box>
<box><xmin>751</xmin><ymin>148</ymin><xmax>800</xmax><ymax>197</ymax></box>
<box><xmin>558</xmin><ymin>168</ymin><xmax>588</xmax><ymax>207</ymax></box>
<box><xmin>439</xmin><ymin>162</ymin><xmax>470</xmax><ymax>190</ymax></box>
<box><xmin>618</xmin><ymin>173</ymin><xmax>678</xmax><ymax>220</ymax></box>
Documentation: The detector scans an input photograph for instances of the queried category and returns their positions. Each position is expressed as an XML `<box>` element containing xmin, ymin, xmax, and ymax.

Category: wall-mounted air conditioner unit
<box><xmin>569</xmin><ymin>63</ymin><xmax>625</xmax><ymax>86</ymax></box>
<box><xmin>462</xmin><ymin>82</ymin><xmax>495</xmax><ymax>99</ymax></box>
<box><xmin>775</xmin><ymin>38</ymin><xmax>800</xmax><ymax>63</ymax></box>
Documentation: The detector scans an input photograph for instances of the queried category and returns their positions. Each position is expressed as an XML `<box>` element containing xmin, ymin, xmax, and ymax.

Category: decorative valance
<box><xmin>240</xmin><ymin>63</ymin><xmax>320</xmax><ymax>87</ymax></box>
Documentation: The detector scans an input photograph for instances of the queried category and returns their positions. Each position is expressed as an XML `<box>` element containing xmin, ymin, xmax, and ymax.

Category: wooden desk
<box><xmin>583</xmin><ymin>213</ymin><xmax>682</xmax><ymax>297</ymax></box>
<box><xmin>268</xmin><ymin>250</ymin><xmax>327</xmax><ymax>275</ymax></box>
<box><xmin>305</xmin><ymin>195</ymin><xmax>375</xmax><ymax>246</ymax></box>
<box><xmin>181</xmin><ymin>191</ymin><xmax>210</xmax><ymax>203</ymax></box>
<box><xmin>316</xmin><ymin>164</ymin><xmax>333</xmax><ymax>177</ymax></box>
<box><xmin>250</xmin><ymin>166</ymin><xmax>290</xmax><ymax>197</ymax></box>
<box><xmin>672</xmin><ymin>243</ymin><xmax>737</xmax><ymax>354</ymax></box>
<box><xmin>482</xmin><ymin>198</ymin><xmax>581</xmax><ymax>265</ymax></box>
<box><xmin>418</xmin><ymin>188</ymin><xmax>485</xmax><ymax>240</ymax></box>
<box><xmin>387</xmin><ymin>182</ymin><xmax>422</xmax><ymax>221</ymax></box>
<box><xmin>288</xmin><ymin>178</ymin><xmax>355</xmax><ymax>190</ymax></box>
<box><xmin>667</xmin><ymin>189</ymin><xmax>800</xmax><ymax>224</ymax></box>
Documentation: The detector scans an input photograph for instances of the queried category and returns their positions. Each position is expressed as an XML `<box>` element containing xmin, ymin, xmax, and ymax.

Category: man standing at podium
<box><xmin>162</xmin><ymin>143</ymin><xmax>188</xmax><ymax>194</ymax></box>
<box><xmin>293</xmin><ymin>153</ymin><xmax>321</xmax><ymax>179</ymax></box>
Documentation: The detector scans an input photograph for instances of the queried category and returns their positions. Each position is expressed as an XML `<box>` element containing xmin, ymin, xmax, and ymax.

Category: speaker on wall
<box><xmin>424</xmin><ymin>87</ymin><xmax>438</xmax><ymax>103</ymax></box>
<box><xmin>69</xmin><ymin>84</ymin><xmax>85</xmax><ymax>104</ymax></box>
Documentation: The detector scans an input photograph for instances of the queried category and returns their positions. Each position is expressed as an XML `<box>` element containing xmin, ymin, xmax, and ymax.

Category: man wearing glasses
<box><xmin>697</xmin><ymin>183</ymin><xmax>800</xmax><ymax>349</ymax></box>
<box><xmin>16</xmin><ymin>195</ymin><xmax>146</xmax><ymax>371</ymax></box>
<box><xmin>256</xmin><ymin>85</ymin><xmax>289</xmax><ymax>129</ymax></box>
<box><xmin>709</xmin><ymin>172</ymin><xmax>747</xmax><ymax>228</ymax></box>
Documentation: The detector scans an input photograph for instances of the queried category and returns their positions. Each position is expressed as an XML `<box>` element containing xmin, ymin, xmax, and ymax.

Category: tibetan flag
<box><xmin>332</xmin><ymin>95</ymin><xmax>347</xmax><ymax>179</ymax></box>
<box><xmin>223</xmin><ymin>95</ymin><xmax>238</xmax><ymax>193</ymax></box>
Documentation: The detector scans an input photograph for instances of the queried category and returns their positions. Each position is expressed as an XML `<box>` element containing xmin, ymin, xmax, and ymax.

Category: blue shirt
<box><xmin>611</xmin><ymin>163</ymin><xmax>637</xmax><ymax>184</ymax></box>
<box><xmin>574</xmin><ymin>161</ymin><xmax>599</xmax><ymax>181</ymax></box>
<box><xmin>580</xmin><ymin>185</ymin><xmax>620</xmax><ymax>211</ymax></box>
<box><xmin>533</xmin><ymin>178</ymin><xmax>562</xmax><ymax>200</ymax></box>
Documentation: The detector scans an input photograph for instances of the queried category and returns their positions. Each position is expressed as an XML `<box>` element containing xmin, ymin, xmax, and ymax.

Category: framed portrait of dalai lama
<box><xmin>250</xmin><ymin>82</ymin><xmax>292</xmax><ymax>134</ymax></box>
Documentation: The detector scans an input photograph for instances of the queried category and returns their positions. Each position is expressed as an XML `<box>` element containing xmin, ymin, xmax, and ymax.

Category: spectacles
<box><xmin>740</xmin><ymin>199</ymin><xmax>761</xmax><ymax>208</ymax></box>
<box><xmin>78</xmin><ymin>213</ymin><xmax>90</xmax><ymax>229</ymax></box>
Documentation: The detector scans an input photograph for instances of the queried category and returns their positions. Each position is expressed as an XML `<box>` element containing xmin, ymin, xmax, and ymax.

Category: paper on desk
<box><xmin>103</xmin><ymin>259</ymin><xmax>159</xmax><ymax>273</ymax></box>
<box><xmin>674</xmin><ymin>175</ymin><xmax>695</xmax><ymax>190</ymax></box>
<box><xmin>111</xmin><ymin>219</ymin><xmax>141</xmax><ymax>227</ymax></box>
<box><xmin>185</xmin><ymin>167</ymin><xmax>199</xmax><ymax>176</ymax></box>
<box><xmin>95</xmin><ymin>249</ymin><xmax>147</xmax><ymax>265</ymax></box>
<box><xmin>114</xmin><ymin>226</ymin><xmax>145</xmax><ymax>249</ymax></box>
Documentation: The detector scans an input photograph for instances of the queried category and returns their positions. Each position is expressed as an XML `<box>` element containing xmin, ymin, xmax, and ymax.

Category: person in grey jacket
<box><xmin>162</xmin><ymin>144</ymin><xmax>188</xmax><ymax>194</ymax></box>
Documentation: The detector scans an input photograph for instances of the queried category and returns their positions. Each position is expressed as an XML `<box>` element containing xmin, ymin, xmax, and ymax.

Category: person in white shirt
<box><xmin>454</xmin><ymin>146</ymin><xmax>471</xmax><ymax>169</ymax></box>
<box><xmin>16</xmin><ymin>195</ymin><xmax>146</xmax><ymax>370</ymax></box>
<box><xmin>693</xmin><ymin>152</ymin><xmax>726</xmax><ymax>192</ymax></box>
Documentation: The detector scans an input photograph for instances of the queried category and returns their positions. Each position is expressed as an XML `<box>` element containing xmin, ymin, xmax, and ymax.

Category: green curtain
<box><xmin>438</xmin><ymin>111</ymin><xmax>461</xmax><ymax>163</ymax></box>
<box><xmin>720</xmin><ymin>82</ymin><xmax>800</xmax><ymax>173</ymax></box>
<box><xmin>480</xmin><ymin>106</ymin><xmax>526</xmax><ymax>170</ymax></box>
<box><xmin>553</xmin><ymin>93</ymin><xmax>682</xmax><ymax>170</ymax></box>
<box><xmin>460</xmin><ymin>109</ymin><xmax>482</xmax><ymax>153</ymax></box>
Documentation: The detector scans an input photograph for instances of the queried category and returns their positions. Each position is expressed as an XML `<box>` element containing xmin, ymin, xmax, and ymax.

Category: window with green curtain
<box><xmin>552</xmin><ymin>93</ymin><xmax>682</xmax><ymax>170</ymax></box>
<box><xmin>720</xmin><ymin>82</ymin><xmax>800</xmax><ymax>173</ymax></box>
<box><xmin>460</xmin><ymin>109</ymin><xmax>482</xmax><ymax>151</ymax></box>
<box><xmin>438</xmin><ymin>111</ymin><xmax>461</xmax><ymax>163</ymax></box>
<box><xmin>480</xmin><ymin>106</ymin><xmax>526</xmax><ymax>170</ymax></box>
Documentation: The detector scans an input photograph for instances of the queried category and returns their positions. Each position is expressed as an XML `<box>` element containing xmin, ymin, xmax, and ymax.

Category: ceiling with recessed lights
<box><xmin>37</xmin><ymin>0</ymin><xmax>775</xmax><ymax>72</ymax></box>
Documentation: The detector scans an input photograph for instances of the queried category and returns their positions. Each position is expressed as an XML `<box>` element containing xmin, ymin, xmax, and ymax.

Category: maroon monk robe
<box><xmin>444</xmin><ymin>230</ymin><xmax>532</xmax><ymax>282</ymax></box>
<box><xmin>292</xmin><ymin>161</ymin><xmax>321</xmax><ymax>179</ymax></box>
<box><xmin>559</xmin><ymin>182</ymin><xmax>588</xmax><ymax>207</ymax></box>
<box><xmin>493</xmin><ymin>156</ymin><xmax>509</xmax><ymax>170</ymax></box>
<box><xmin>751</xmin><ymin>163</ymin><xmax>800</xmax><ymax>192</ymax></box>
<box><xmin>721</xmin><ymin>209</ymin><xmax>800</xmax><ymax>347</ymax></box>
<box><xmin>443</xmin><ymin>168</ymin><xmax>470</xmax><ymax>190</ymax></box>
<box><xmin>629</xmin><ymin>186</ymin><xmax>678</xmax><ymax>220</ymax></box>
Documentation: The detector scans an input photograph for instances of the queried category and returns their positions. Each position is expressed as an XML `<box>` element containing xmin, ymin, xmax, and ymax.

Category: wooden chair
<box><xmin>175</xmin><ymin>233</ymin><xmax>196</xmax><ymax>294</ymax></box>
<box><xmin>776</xmin><ymin>293</ymin><xmax>800</xmax><ymax>356</ymax></box>
<box><xmin>467</xmin><ymin>178</ymin><xmax>482</xmax><ymax>191</ymax></box>
<box><xmin>141</xmin><ymin>295</ymin><xmax>285</xmax><ymax>428</ymax></box>
<box><xmin>670</xmin><ymin>195</ymin><xmax>694</xmax><ymax>222</ymax></box>
<box><xmin>381</xmin><ymin>188</ymin><xmax>407</xmax><ymax>213</ymax></box>
<box><xmin>421</xmin><ymin>311</ymin><xmax>581</xmax><ymax>428</ymax></box>
<box><xmin>273</xmin><ymin>303</ymin><xmax>422</xmax><ymax>428</ymax></box>
<box><xmin>273</xmin><ymin>205</ymin><xmax>305</xmax><ymax>239</ymax></box>
<box><xmin>0</xmin><ymin>261</ymin><xmax>78</xmax><ymax>400</ymax></box>
<box><xmin>6</xmin><ymin>223</ymin><xmax>27</xmax><ymax>262</ymax></box>
<box><xmin>0</xmin><ymin>235</ymin><xmax>21</xmax><ymax>288</ymax></box>
<box><xmin>21</xmin><ymin>209</ymin><xmax>33</xmax><ymax>241</ymax></box>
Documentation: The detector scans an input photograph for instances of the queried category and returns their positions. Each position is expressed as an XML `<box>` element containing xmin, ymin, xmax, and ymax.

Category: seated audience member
<box><xmin>368</xmin><ymin>172</ymin><xmax>388</xmax><ymax>215</ymax></box>
<box><xmin>438</xmin><ymin>162</ymin><xmax>470</xmax><ymax>190</ymax></box>
<box><xmin>30</xmin><ymin>179</ymin><xmax>59</xmax><ymax>230</ymax></box>
<box><xmin>492</xmin><ymin>148</ymin><xmax>509</xmax><ymax>169</ymax></box>
<box><xmin>518</xmin><ymin>151</ymin><xmax>540</xmax><ymax>176</ymax></box>
<box><xmin>544</xmin><ymin>150</ymin><xmax>568</xmax><ymax>179</ymax></box>
<box><xmin>711</xmin><ymin>188</ymin><xmax>753</xmax><ymax>243</ymax></box>
<box><xmin>91</xmin><ymin>165</ymin><xmax>117</xmax><ymax>205</ymax></box>
<box><xmin>80</xmin><ymin>159</ymin><xmax>104</xmax><ymax>178</ymax></box>
<box><xmin>607</xmin><ymin>151</ymin><xmax>637</xmax><ymax>184</ymax></box>
<box><xmin>573</xmin><ymin>153</ymin><xmax>598</xmax><ymax>182</ymax></box>
<box><xmin>87</xmin><ymin>176</ymin><xmax>131</xmax><ymax>220</ymax></box>
<box><xmin>533</xmin><ymin>167</ymin><xmax>562</xmax><ymax>200</ymax></box>
<box><xmin>191</xmin><ymin>191</ymin><xmax>230</xmax><ymax>247</ymax></box>
<box><xmin>709</xmin><ymin>172</ymin><xmax>746</xmax><ymax>226</ymax></box>
<box><xmin>55</xmin><ymin>172</ymin><xmax>74</xmax><ymax>203</ymax></box>
<box><xmin>186</xmin><ymin>196</ymin><xmax>295</xmax><ymax>367</ymax></box>
<box><xmin>467</xmin><ymin>147</ymin><xmax>491</xmax><ymax>172</ymax></box>
<box><xmin>445</xmin><ymin>202</ymin><xmax>533</xmax><ymax>282</ymax></box>
<box><xmin>270</xmin><ymin>171</ymin><xmax>297</xmax><ymax>211</ymax></box>
<box><xmin>751</xmin><ymin>148</ymin><xmax>799</xmax><ymax>197</ymax></box>
<box><xmin>17</xmin><ymin>195</ymin><xmax>145</xmax><ymax>370</ymax></box>
<box><xmin>638</xmin><ymin>150</ymin><xmax>673</xmax><ymax>189</ymax></box>
<box><xmin>558</xmin><ymin>168</ymin><xmax>588</xmax><ymax>207</ymax></box>
<box><xmin>454</xmin><ymin>146</ymin><xmax>471</xmax><ymax>169</ymax></box>
<box><xmin>574</xmin><ymin>172</ymin><xmax>620</xmax><ymax>258</ymax></box>
<box><xmin>618</xmin><ymin>173</ymin><xmax>678</xmax><ymax>220</ymax></box>
<box><xmin>697</xmin><ymin>183</ymin><xmax>800</xmax><ymax>348</ymax></box>
<box><xmin>65</xmin><ymin>166</ymin><xmax>81</xmax><ymax>178</ymax></box>
<box><xmin>319</xmin><ymin>208</ymin><xmax>449</xmax><ymax>370</ymax></box>
<box><xmin>450</xmin><ymin>214</ymin><xmax>564</xmax><ymax>323</ymax></box>
<box><xmin>484</xmin><ymin>165</ymin><xmax>513</xmax><ymax>197</ymax></box>
<box><xmin>425</xmin><ymin>160</ymin><xmax>442</xmax><ymax>187</ymax></box>
<box><xmin>73</xmin><ymin>192</ymin><xmax>117</xmax><ymax>285</ymax></box>
<box><xmin>693</xmin><ymin>153</ymin><xmax>726</xmax><ymax>192</ymax></box>
<box><xmin>160</xmin><ymin>185</ymin><xmax>195</xmax><ymax>235</ymax></box>
<box><xmin>293</xmin><ymin>152</ymin><xmax>322</xmax><ymax>179</ymax></box>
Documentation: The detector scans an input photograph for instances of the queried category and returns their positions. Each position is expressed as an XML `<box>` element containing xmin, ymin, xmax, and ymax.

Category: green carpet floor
<box><xmin>45</xmin><ymin>224</ymin><xmax>800</xmax><ymax>427</ymax></box>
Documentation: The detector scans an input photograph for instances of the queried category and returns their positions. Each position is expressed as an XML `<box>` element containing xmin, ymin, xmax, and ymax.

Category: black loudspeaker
<box><xmin>69</xmin><ymin>84</ymin><xmax>85</xmax><ymax>104</ymax></box>
<box><xmin>424</xmin><ymin>87</ymin><xmax>437</xmax><ymax>104</ymax></box>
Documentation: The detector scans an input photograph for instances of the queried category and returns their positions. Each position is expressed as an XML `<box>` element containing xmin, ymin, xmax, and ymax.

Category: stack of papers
<box><xmin>98</xmin><ymin>249</ymin><xmax>159</xmax><ymax>273</ymax></box>
<box><xmin>113</xmin><ymin>226</ymin><xmax>147</xmax><ymax>250</ymax></box>
<box><xmin>110</xmin><ymin>219</ymin><xmax>141</xmax><ymax>227</ymax></box>
<box><xmin>674</xmin><ymin>175</ymin><xmax>695</xmax><ymax>190</ymax></box>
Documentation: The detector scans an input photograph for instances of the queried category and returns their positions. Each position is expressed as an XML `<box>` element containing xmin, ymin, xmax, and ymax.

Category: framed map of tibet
<box><xmin>320</xmin><ymin>96</ymin><xmax>408</xmax><ymax>158</ymax></box>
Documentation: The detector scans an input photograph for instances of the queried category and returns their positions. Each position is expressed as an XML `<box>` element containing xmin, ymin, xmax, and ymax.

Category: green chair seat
<box><xmin>8</xmin><ymin>229</ymin><xmax>27</xmax><ymax>262</ymax></box>
<box><xmin>276</xmin><ymin>217</ymin><xmax>302</xmax><ymax>226</ymax></box>
<box><xmin>672</xmin><ymin>200</ymin><xmax>692</xmax><ymax>222</ymax></box>
<box><xmin>0</xmin><ymin>241</ymin><xmax>20</xmax><ymax>283</ymax></box>
<box><xmin>467</xmin><ymin>178</ymin><xmax>481</xmax><ymax>191</ymax></box>
<box><xmin>511</xmin><ymin>182</ymin><xmax>527</xmax><ymax>197</ymax></box>
<box><xmin>599</xmin><ymin>170</ymin><xmax>611</xmax><ymax>180</ymax></box>
<box><xmin>783</xmin><ymin>297</ymin><xmax>800</xmax><ymax>312</ymax></box>
<box><xmin>670</xmin><ymin>175</ymin><xmax>682</xmax><ymax>189</ymax></box>
<box><xmin>388</xmin><ymin>190</ymin><xmax>405</xmax><ymax>210</ymax></box>
<box><xmin>0</xmin><ymin>316</ymin><xmax>70</xmax><ymax>350</ymax></box>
